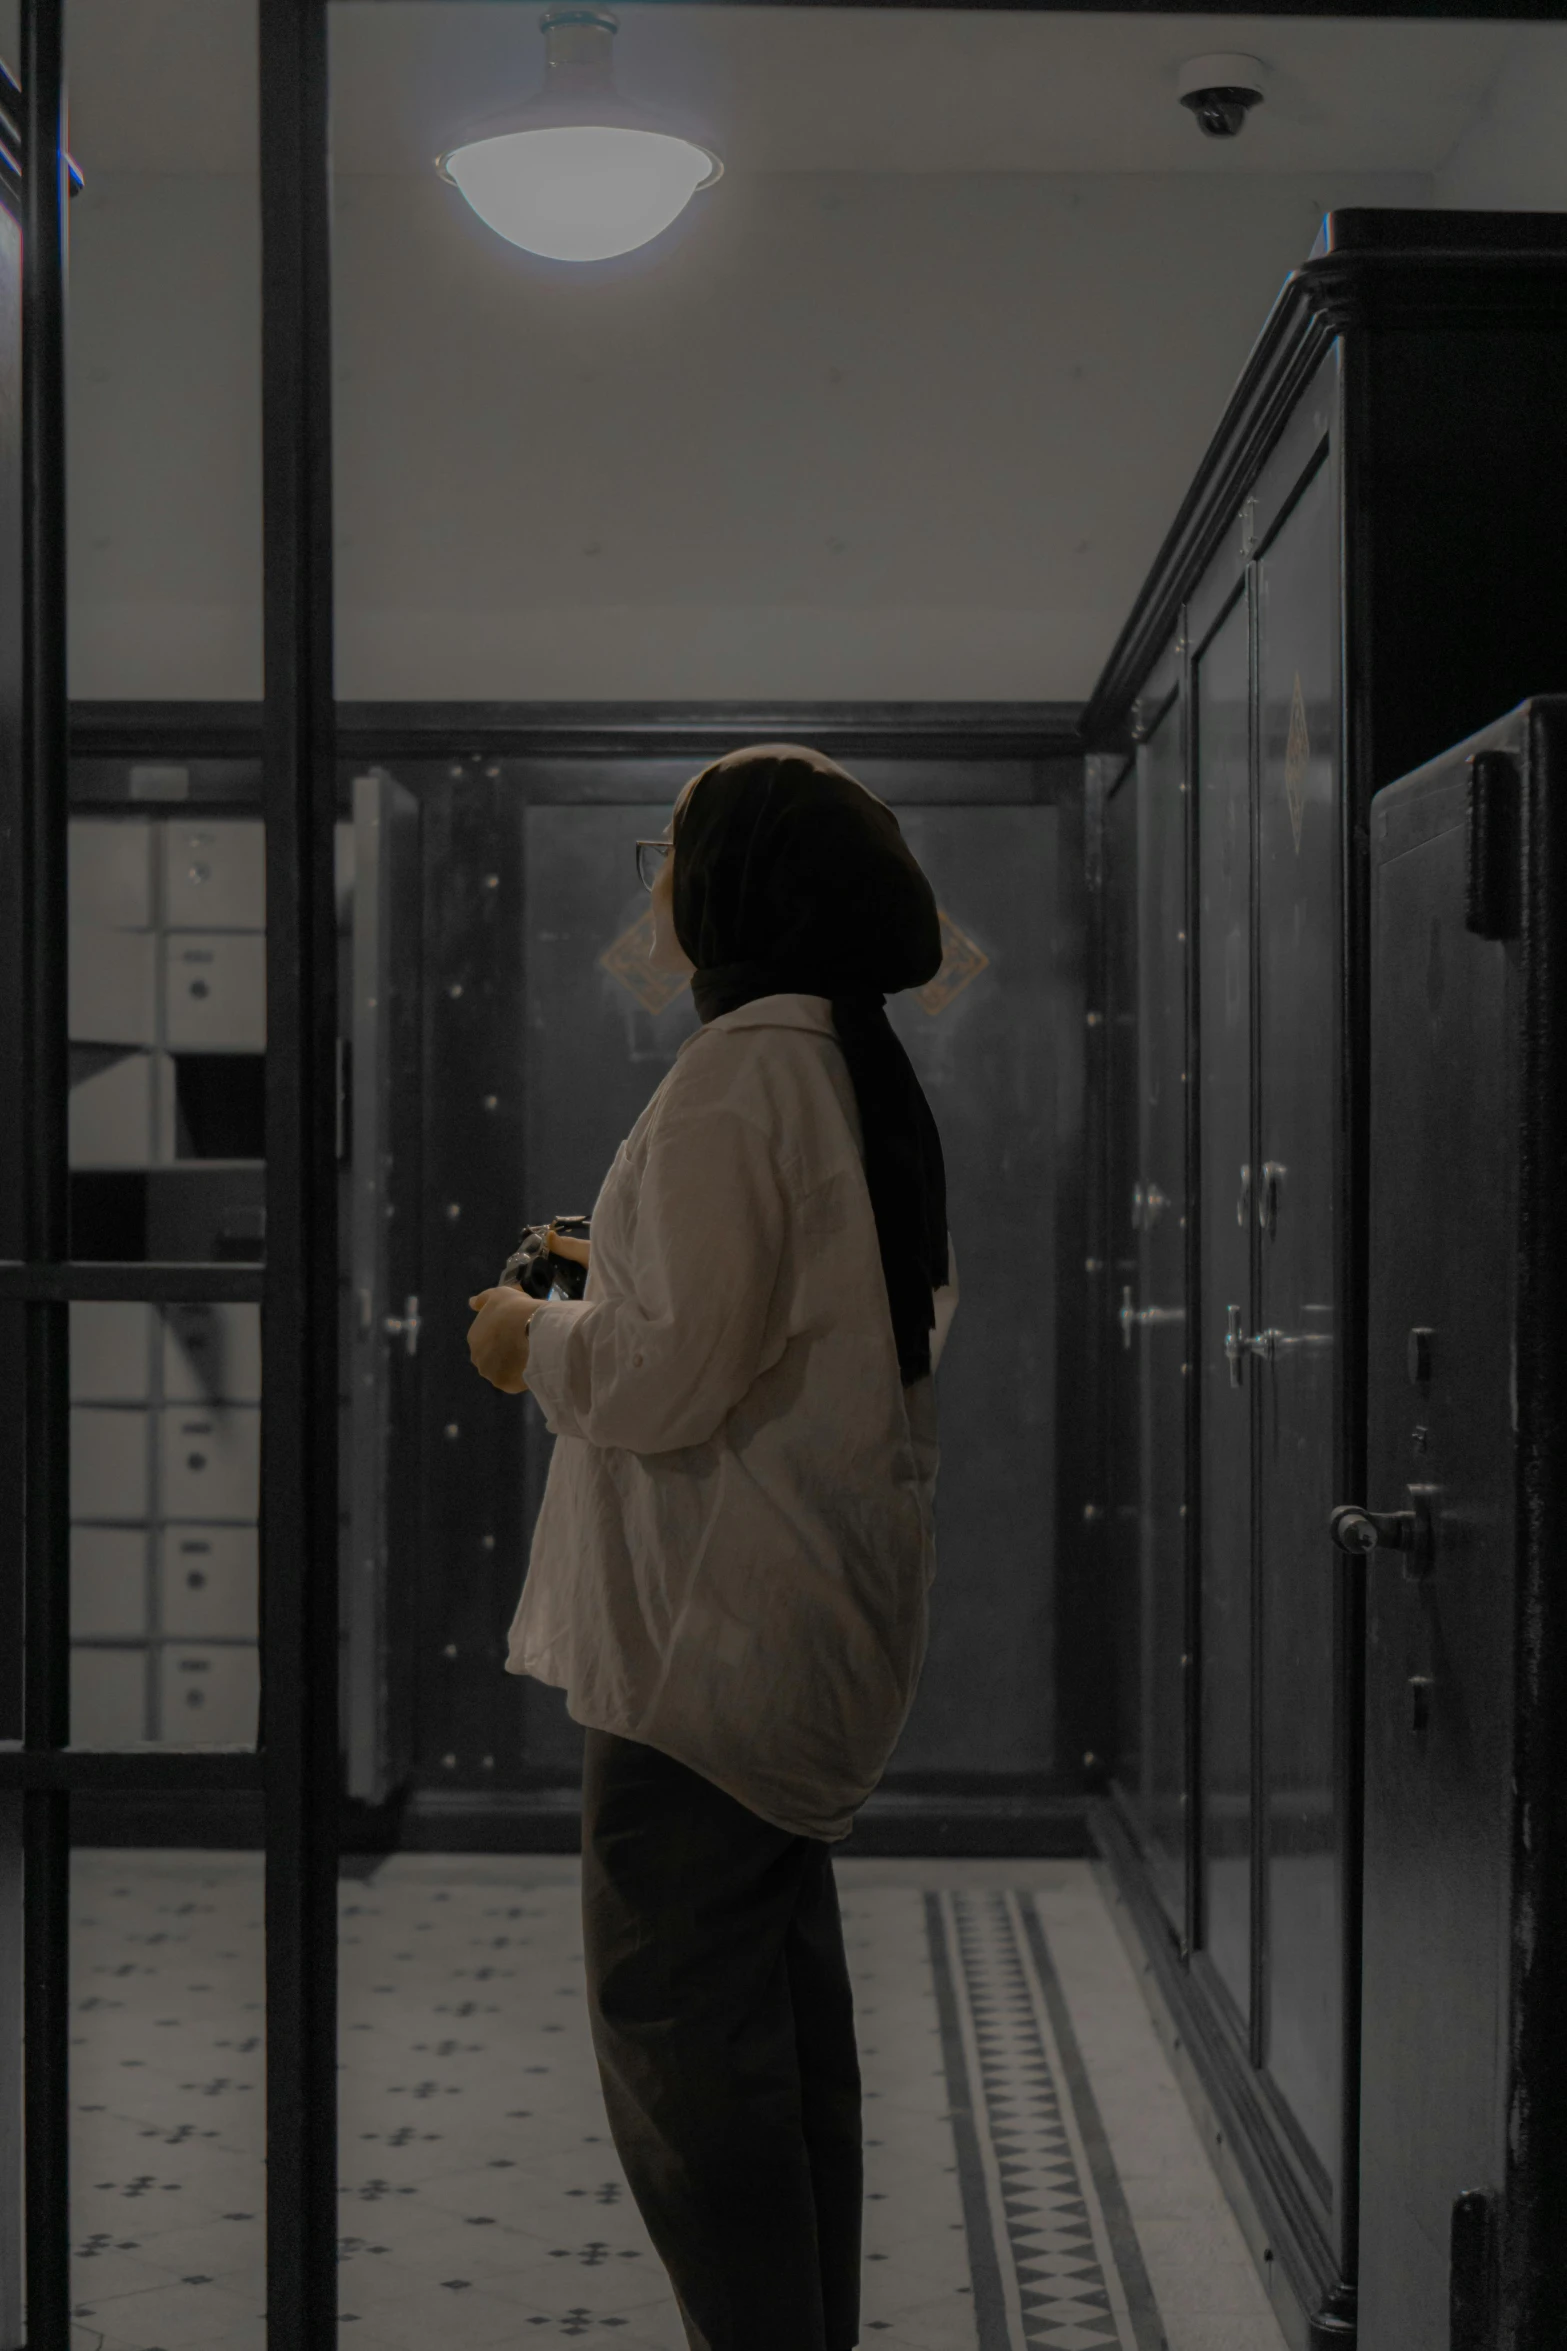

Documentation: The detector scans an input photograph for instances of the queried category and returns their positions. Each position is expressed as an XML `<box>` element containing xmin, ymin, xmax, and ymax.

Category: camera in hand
<box><xmin>497</xmin><ymin>1213</ymin><xmax>591</xmax><ymax>1301</ymax></box>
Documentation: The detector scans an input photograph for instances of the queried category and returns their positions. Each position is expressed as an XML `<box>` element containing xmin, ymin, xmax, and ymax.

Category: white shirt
<box><xmin>507</xmin><ymin>992</ymin><xmax>958</xmax><ymax>1842</ymax></box>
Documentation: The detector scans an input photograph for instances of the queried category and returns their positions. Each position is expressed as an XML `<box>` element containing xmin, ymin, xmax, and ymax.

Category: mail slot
<box><xmin>160</xmin><ymin>1526</ymin><xmax>258</xmax><ymax>1640</ymax></box>
<box><xmin>163</xmin><ymin>934</ymin><xmax>266</xmax><ymax>1052</ymax></box>
<box><xmin>163</xmin><ymin>819</ymin><xmax>265</xmax><ymax>930</ymax></box>
<box><xmin>159</xmin><ymin>1644</ymin><xmax>259</xmax><ymax>1745</ymax></box>
<box><xmin>158</xmin><ymin>1406</ymin><xmax>260</xmax><ymax>1522</ymax></box>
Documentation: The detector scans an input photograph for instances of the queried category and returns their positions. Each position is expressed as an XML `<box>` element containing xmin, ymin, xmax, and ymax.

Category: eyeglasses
<box><xmin>635</xmin><ymin>838</ymin><xmax>672</xmax><ymax>891</ymax></box>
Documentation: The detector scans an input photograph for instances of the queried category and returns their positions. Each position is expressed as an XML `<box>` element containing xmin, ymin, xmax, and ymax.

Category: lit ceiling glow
<box><xmin>435</xmin><ymin>7</ymin><xmax>724</xmax><ymax>264</ymax></box>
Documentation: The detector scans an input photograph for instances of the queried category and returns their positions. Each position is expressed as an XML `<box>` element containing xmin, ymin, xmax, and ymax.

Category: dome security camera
<box><xmin>1177</xmin><ymin>53</ymin><xmax>1266</xmax><ymax>140</ymax></box>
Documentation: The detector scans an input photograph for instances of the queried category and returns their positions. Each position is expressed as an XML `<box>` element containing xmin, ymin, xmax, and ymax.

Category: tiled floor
<box><xmin>65</xmin><ymin>1852</ymin><xmax>1287</xmax><ymax>2351</ymax></box>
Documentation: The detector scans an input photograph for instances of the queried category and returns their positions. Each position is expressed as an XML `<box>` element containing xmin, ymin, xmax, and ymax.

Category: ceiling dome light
<box><xmin>435</xmin><ymin>7</ymin><xmax>723</xmax><ymax>263</ymax></box>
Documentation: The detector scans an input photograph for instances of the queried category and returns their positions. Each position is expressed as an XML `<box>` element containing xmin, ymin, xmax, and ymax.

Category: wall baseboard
<box><xmin>1090</xmin><ymin>1795</ymin><xmax>1356</xmax><ymax>2351</ymax></box>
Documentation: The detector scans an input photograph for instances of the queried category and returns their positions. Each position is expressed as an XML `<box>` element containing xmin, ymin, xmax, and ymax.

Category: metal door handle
<box><xmin>1223</xmin><ymin>1305</ymin><xmax>1276</xmax><ymax>1382</ymax></box>
<box><xmin>1122</xmin><ymin>1286</ymin><xmax>1184</xmax><ymax>1348</ymax></box>
<box><xmin>1329</xmin><ymin>1487</ymin><xmax>1437</xmax><ymax>1578</ymax></box>
<box><xmin>1236</xmin><ymin>1166</ymin><xmax>1251</xmax><ymax>1229</ymax></box>
<box><xmin>383</xmin><ymin>1293</ymin><xmax>421</xmax><ymax>1358</ymax></box>
<box><xmin>1259</xmin><ymin>1161</ymin><xmax>1286</xmax><ymax>1235</ymax></box>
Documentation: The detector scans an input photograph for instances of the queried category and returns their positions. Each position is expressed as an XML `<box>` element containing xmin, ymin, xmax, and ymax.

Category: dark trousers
<box><xmin>579</xmin><ymin>1726</ymin><xmax>863</xmax><ymax>2351</ymax></box>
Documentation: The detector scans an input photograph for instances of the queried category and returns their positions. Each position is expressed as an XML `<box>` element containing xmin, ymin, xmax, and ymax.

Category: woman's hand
<box><xmin>467</xmin><ymin>1285</ymin><xmax>543</xmax><ymax>1394</ymax></box>
<box><xmin>547</xmin><ymin>1225</ymin><xmax>591</xmax><ymax>1269</ymax></box>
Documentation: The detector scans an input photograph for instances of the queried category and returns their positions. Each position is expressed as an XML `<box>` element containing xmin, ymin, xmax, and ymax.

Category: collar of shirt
<box><xmin>673</xmin><ymin>991</ymin><xmax>835</xmax><ymax>1060</ymax></box>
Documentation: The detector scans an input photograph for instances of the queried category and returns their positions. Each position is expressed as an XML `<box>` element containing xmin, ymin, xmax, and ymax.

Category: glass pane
<box><xmin>71</xmin><ymin>1845</ymin><xmax>266</xmax><ymax>2348</ymax></box>
<box><xmin>1195</xmin><ymin>592</ymin><xmax>1253</xmax><ymax>2028</ymax></box>
<box><xmin>67</xmin><ymin>814</ymin><xmax>268</xmax><ymax>1267</ymax></box>
<box><xmin>69</xmin><ymin>1299</ymin><xmax>260</xmax><ymax>1743</ymax></box>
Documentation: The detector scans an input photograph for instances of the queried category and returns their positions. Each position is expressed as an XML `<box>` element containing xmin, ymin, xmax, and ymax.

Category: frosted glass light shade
<box><xmin>442</xmin><ymin>122</ymin><xmax>717</xmax><ymax>262</ymax></box>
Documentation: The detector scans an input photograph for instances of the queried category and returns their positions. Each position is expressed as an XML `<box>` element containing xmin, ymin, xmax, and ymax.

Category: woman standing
<box><xmin>466</xmin><ymin>744</ymin><xmax>958</xmax><ymax>2351</ymax></box>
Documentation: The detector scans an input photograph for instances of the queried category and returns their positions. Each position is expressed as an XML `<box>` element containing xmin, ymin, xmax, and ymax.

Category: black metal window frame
<box><xmin>3</xmin><ymin>2</ymin><xmax>1535</xmax><ymax>2346</ymax></box>
<box><xmin>2</xmin><ymin>3</ymin><xmax>340</xmax><ymax>2343</ymax></box>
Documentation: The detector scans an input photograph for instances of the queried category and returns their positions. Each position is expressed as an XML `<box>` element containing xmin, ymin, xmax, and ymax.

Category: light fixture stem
<box><xmin>540</xmin><ymin>7</ymin><xmax>619</xmax><ymax>96</ymax></box>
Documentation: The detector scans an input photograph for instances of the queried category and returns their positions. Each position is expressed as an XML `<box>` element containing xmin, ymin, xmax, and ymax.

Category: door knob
<box><xmin>1329</xmin><ymin>1487</ymin><xmax>1437</xmax><ymax>1577</ymax></box>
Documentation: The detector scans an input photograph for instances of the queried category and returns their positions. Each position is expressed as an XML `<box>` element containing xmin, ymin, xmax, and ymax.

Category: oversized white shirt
<box><xmin>506</xmin><ymin>991</ymin><xmax>957</xmax><ymax>1842</ymax></box>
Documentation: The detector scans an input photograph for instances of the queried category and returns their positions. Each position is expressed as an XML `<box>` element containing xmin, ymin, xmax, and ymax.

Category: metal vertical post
<box><xmin>258</xmin><ymin>0</ymin><xmax>339</xmax><ymax>2341</ymax></box>
<box><xmin>19</xmin><ymin>2</ymin><xmax>72</xmax><ymax>2344</ymax></box>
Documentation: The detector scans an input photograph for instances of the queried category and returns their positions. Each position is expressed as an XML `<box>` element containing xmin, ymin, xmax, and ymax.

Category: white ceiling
<box><xmin>0</xmin><ymin>0</ymin><xmax>1541</xmax><ymax>179</ymax></box>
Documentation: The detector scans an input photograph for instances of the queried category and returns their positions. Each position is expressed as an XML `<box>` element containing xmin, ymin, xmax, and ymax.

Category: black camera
<box><xmin>497</xmin><ymin>1213</ymin><xmax>592</xmax><ymax>1301</ymax></box>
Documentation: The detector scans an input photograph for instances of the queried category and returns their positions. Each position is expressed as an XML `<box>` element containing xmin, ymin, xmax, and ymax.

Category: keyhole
<box><xmin>189</xmin><ymin>979</ymin><xmax>210</xmax><ymax>999</ymax></box>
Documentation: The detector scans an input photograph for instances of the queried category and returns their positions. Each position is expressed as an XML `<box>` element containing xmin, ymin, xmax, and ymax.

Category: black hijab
<box><xmin>671</xmin><ymin>747</ymin><xmax>949</xmax><ymax>1386</ymax></box>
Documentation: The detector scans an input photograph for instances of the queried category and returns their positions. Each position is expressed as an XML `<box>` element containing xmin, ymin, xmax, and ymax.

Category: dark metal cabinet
<box><xmin>1089</xmin><ymin>211</ymin><xmax>1567</xmax><ymax>2351</ymax></box>
<box><xmin>1355</xmin><ymin>699</ymin><xmax>1567</xmax><ymax>2351</ymax></box>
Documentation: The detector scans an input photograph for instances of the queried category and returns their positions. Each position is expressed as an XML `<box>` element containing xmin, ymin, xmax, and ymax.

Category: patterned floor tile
<box><xmin>66</xmin><ymin>1854</ymin><xmax>1202</xmax><ymax>2351</ymax></box>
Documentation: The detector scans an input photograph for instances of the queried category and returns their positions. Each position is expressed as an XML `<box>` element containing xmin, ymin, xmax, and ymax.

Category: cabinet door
<box><xmin>1133</xmin><ymin>694</ymin><xmax>1189</xmax><ymax>1926</ymax></box>
<box><xmin>1254</xmin><ymin>452</ymin><xmax>1344</xmax><ymax>2203</ymax></box>
<box><xmin>1358</xmin><ymin>766</ymin><xmax>1515</xmax><ymax>2351</ymax></box>
<box><xmin>1194</xmin><ymin>587</ymin><xmax>1253</xmax><ymax>2028</ymax></box>
<box><xmin>1103</xmin><ymin>767</ymin><xmax>1142</xmax><ymax>1807</ymax></box>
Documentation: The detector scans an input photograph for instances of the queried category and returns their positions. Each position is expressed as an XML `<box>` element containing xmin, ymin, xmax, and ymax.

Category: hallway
<box><xmin>67</xmin><ymin>1854</ymin><xmax>1284</xmax><ymax>2351</ymax></box>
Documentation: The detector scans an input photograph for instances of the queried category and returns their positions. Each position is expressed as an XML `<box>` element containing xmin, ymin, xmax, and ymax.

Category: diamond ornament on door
<box><xmin>914</xmin><ymin>908</ymin><xmax>990</xmax><ymax>1016</ymax></box>
<box><xmin>599</xmin><ymin>904</ymin><xmax>690</xmax><ymax>1016</ymax></box>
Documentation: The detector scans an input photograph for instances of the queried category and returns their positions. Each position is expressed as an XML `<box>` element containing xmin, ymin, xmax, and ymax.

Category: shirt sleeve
<box><xmin>522</xmin><ymin>1097</ymin><xmax>789</xmax><ymax>1456</ymax></box>
<box><xmin>931</xmin><ymin>1232</ymin><xmax>959</xmax><ymax>1374</ymax></box>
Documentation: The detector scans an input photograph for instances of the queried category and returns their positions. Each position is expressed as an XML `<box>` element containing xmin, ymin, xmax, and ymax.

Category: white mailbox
<box><xmin>160</xmin><ymin>1527</ymin><xmax>259</xmax><ymax>1640</ymax></box>
<box><xmin>159</xmin><ymin>1644</ymin><xmax>259</xmax><ymax>1745</ymax></box>
<box><xmin>69</xmin><ymin>818</ymin><xmax>155</xmax><ymax>928</ymax></box>
<box><xmin>163</xmin><ymin>1303</ymin><xmax>262</xmax><ymax>1403</ymax></box>
<box><xmin>69</xmin><ymin>1302</ymin><xmax>153</xmax><ymax>1403</ymax></box>
<box><xmin>72</xmin><ymin>1527</ymin><xmax>151</xmax><ymax>1640</ymax></box>
<box><xmin>163</xmin><ymin>820</ymin><xmax>265</xmax><ymax>930</ymax></box>
<box><xmin>69</xmin><ymin>926</ymin><xmax>158</xmax><ymax>1047</ymax></box>
<box><xmin>68</xmin><ymin>1050</ymin><xmax>176</xmax><ymax>1168</ymax></box>
<box><xmin>70</xmin><ymin>1407</ymin><xmax>150</xmax><ymax>1522</ymax></box>
<box><xmin>71</xmin><ymin>1646</ymin><xmax>149</xmax><ymax>1747</ymax></box>
<box><xmin>158</xmin><ymin>1405</ymin><xmax>260</xmax><ymax>1522</ymax></box>
<box><xmin>163</xmin><ymin>933</ymin><xmax>267</xmax><ymax>1052</ymax></box>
